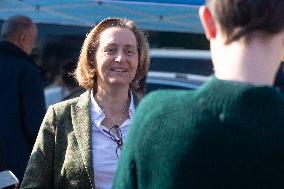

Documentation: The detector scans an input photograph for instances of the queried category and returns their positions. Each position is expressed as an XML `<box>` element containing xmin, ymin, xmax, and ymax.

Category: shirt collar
<box><xmin>90</xmin><ymin>90</ymin><xmax>136</xmax><ymax>124</ymax></box>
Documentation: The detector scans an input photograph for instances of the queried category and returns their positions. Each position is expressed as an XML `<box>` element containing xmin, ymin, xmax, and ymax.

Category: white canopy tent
<box><xmin>0</xmin><ymin>0</ymin><xmax>205</xmax><ymax>33</ymax></box>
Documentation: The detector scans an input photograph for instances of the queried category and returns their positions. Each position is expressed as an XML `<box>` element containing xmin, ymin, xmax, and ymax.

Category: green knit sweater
<box><xmin>113</xmin><ymin>76</ymin><xmax>284</xmax><ymax>189</ymax></box>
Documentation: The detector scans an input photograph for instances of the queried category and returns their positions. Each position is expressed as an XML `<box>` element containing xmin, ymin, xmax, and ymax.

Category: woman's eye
<box><xmin>126</xmin><ymin>49</ymin><xmax>136</xmax><ymax>55</ymax></box>
<box><xmin>105</xmin><ymin>48</ymin><xmax>115</xmax><ymax>54</ymax></box>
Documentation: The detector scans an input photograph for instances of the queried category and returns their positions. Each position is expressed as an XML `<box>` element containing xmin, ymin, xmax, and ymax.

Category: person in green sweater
<box><xmin>113</xmin><ymin>0</ymin><xmax>284</xmax><ymax>188</ymax></box>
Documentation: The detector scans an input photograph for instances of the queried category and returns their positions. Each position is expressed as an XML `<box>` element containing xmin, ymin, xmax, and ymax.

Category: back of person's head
<box><xmin>1</xmin><ymin>15</ymin><xmax>37</xmax><ymax>54</ymax></box>
<box><xmin>206</xmin><ymin>0</ymin><xmax>284</xmax><ymax>44</ymax></box>
<box><xmin>1</xmin><ymin>15</ymin><xmax>34</xmax><ymax>40</ymax></box>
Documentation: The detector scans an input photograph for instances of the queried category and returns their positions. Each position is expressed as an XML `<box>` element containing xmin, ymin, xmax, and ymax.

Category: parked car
<box><xmin>149</xmin><ymin>48</ymin><xmax>213</xmax><ymax>76</ymax></box>
<box><xmin>145</xmin><ymin>71</ymin><xmax>209</xmax><ymax>93</ymax></box>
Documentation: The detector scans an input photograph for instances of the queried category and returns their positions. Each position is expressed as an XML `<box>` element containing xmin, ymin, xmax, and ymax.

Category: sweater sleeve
<box><xmin>112</xmin><ymin>111</ymin><xmax>139</xmax><ymax>189</ymax></box>
<box><xmin>112</xmin><ymin>151</ymin><xmax>137</xmax><ymax>189</ymax></box>
<box><xmin>20</xmin><ymin>106</ymin><xmax>56</xmax><ymax>189</ymax></box>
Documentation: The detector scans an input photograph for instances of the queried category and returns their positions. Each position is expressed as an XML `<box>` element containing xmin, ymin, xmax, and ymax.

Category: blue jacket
<box><xmin>0</xmin><ymin>41</ymin><xmax>46</xmax><ymax>180</ymax></box>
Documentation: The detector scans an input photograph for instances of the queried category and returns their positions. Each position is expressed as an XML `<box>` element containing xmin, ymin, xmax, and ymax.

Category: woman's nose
<box><xmin>115</xmin><ymin>50</ymin><xmax>126</xmax><ymax>63</ymax></box>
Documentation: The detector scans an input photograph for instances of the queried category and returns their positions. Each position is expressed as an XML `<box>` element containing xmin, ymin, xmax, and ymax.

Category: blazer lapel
<box><xmin>71</xmin><ymin>90</ymin><xmax>95</xmax><ymax>188</ymax></box>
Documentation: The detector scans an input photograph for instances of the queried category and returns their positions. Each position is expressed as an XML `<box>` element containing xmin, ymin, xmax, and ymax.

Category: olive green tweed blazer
<box><xmin>20</xmin><ymin>91</ymin><xmax>95</xmax><ymax>189</ymax></box>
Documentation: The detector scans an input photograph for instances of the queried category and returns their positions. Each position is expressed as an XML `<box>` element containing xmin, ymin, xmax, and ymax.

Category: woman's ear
<box><xmin>199</xmin><ymin>5</ymin><xmax>217</xmax><ymax>40</ymax></box>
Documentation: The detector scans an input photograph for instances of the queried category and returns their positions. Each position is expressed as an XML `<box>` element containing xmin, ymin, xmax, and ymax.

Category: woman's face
<box><xmin>95</xmin><ymin>27</ymin><xmax>139</xmax><ymax>89</ymax></box>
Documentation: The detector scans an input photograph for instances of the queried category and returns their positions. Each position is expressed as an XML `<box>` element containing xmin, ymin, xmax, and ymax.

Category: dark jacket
<box><xmin>0</xmin><ymin>133</ymin><xmax>4</xmax><ymax>171</ymax></box>
<box><xmin>0</xmin><ymin>41</ymin><xmax>46</xmax><ymax>181</ymax></box>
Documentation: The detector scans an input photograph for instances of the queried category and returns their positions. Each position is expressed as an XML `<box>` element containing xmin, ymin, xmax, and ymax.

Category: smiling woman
<box><xmin>95</xmin><ymin>27</ymin><xmax>139</xmax><ymax>89</ymax></box>
<box><xmin>20</xmin><ymin>18</ymin><xmax>150</xmax><ymax>189</ymax></box>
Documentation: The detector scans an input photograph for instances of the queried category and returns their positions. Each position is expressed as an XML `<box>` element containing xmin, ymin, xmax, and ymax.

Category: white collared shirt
<box><xmin>90</xmin><ymin>90</ymin><xmax>135</xmax><ymax>189</ymax></box>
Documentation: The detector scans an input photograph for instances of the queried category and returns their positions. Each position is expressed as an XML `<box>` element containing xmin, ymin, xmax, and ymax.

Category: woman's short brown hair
<box><xmin>75</xmin><ymin>17</ymin><xmax>150</xmax><ymax>90</ymax></box>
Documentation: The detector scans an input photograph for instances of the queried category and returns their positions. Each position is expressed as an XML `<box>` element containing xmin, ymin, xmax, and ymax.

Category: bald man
<box><xmin>0</xmin><ymin>15</ymin><xmax>45</xmax><ymax>181</ymax></box>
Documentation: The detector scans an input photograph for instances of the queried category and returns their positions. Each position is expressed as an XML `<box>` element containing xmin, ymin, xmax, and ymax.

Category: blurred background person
<box><xmin>20</xmin><ymin>17</ymin><xmax>149</xmax><ymax>189</ymax></box>
<box><xmin>133</xmin><ymin>74</ymin><xmax>147</xmax><ymax>101</ymax></box>
<box><xmin>43</xmin><ymin>67</ymin><xmax>70</xmax><ymax>108</ymax></box>
<box><xmin>44</xmin><ymin>58</ymin><xmax>85</xmax><ymax>108</ymax></box>
<box><xmin>274</xmin><ymin>55</ymin><xmax>284</xmax><ymax>94</ymax></box>
<box><xmin>61</xmin><ymin>58</ymin><xmax>85</xmax><ymax>100</ymax></box>
<box><xmin>0</xmin><ymin>15</ymin><xmax>46</xmax><ymax>181</ymax></box>
<box><xmin>113</xmin><ymin>0</ymin><xmax>284</xmax><ymax>188</ymax></box>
